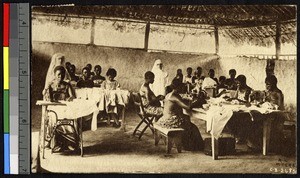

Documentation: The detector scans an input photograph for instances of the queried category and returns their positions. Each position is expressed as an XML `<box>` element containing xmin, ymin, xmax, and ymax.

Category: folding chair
<box><xmin>131</xmin><ymin>92</ymin><xmax>156</xmax><ymax>139</ymax></box>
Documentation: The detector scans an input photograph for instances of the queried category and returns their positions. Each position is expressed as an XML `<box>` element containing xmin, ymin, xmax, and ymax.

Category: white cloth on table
<box><xmin>75</xmin><ymin>88</ymin><xmax>130</xmax><ymax>131</ymax></box>
<box><xmin>202</xmin><ymin>77</ymin><xmax>217</xmax><ymax>89</ymax></box>
<box><xmin>206</xmin><ymin>104</ymin><xmax>281</xmax><ymax>139</ymax></box>
<box><xmin>205</xmin><ymin>106</ymin><xmax>233</xmax><ymax>139</ymax></box>
<box><xmin>47</xmin><ymin>100</ymin><xmax>97</xmax><ymax>119</ymax></box>
<box><xmin>47</xmin><ymin>100</ymin><xmax>98</xmax><ymax>131</ymax></box>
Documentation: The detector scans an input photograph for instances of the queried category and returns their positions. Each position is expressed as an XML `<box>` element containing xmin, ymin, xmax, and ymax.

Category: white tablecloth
<box><xmin>75</xmin><ymin>88</ymin><xmax>130</xmax><ymax>131</ymax></box>
<box><xmin>189</xmin><ymin>99</ymin><xmax>282</xmax><ymax>139</ymax></box>
<box><xmin>48</xmin><ymin>88</ymin><xmax>130</xmax><ymax>131</ymax></box>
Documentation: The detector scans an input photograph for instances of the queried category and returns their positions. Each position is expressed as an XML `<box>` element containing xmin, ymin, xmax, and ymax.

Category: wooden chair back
<box><xmin>131</xmin><ymin>92</ymin><xmax>146</xmax><ymax>116</ymax></box>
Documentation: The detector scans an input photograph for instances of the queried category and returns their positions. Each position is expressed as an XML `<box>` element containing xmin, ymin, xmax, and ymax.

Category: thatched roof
<box><xmin>32</xmin><ymin>5</ymin><xmax>296</xmax><ymax>46</ymax></box>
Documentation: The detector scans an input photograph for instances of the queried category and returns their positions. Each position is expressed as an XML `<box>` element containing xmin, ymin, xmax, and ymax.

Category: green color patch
<box><xmin>4</xmin><ymin>90</ymin><xmax>9</xmax><ymax>133</ymax></box>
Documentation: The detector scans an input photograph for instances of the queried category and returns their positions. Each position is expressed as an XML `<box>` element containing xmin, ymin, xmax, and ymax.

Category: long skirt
<box><xmin>157</xmin><ymin>114</ymin><xmax>204</xmax><ymax>151</ymax></box>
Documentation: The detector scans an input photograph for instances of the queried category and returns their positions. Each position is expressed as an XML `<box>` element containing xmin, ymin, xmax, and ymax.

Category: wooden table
<box><xmin>187</xmin><ymin>106</ymin><xmax>283</xmax><ymax>160</ymax></box>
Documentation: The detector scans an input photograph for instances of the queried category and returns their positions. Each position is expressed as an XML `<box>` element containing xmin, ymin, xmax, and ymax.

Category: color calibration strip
<box><xmin>3</xmin><ymin>3</ymin><xmax>10</xmax><ymax>174</ymax></box>
<box><xmin>3</xmin><ymin>3</ymin><xmax>30</xmax><ymax>174</ymax></box>
<box><xmin>10</xmin><ymin>3</ymin><xmax>19</xmax><ymax>174</ymax></box>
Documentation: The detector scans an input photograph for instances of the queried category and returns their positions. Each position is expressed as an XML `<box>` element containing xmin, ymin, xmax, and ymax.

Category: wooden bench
<box><xmin>153</xmin><ymin>124</ymin><xmax>185</xmax><ymax>154</ymax></box>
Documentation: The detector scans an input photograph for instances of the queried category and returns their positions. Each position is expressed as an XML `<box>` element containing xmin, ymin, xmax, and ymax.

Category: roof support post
<box><xmin>266</xmin><ymin>22</ymin><xmax>281</xmax><ymax>76</ymax></box>
<box><xmin>144</xmin><ymin>21</ymin><xmax>151</xmax><ymax>51</ymax></box>
<box><xmin>214</xmin><ymin>26</ymin><xmax>219</xmax><ymax>55</ymax></box>
<box><xmin>90</xmin><ymin>16</ymin><xmax>96</xmax><ymax>45</ymax></box>
<box><xmin>275</xmin><ymin>22</ymin><xmax>281</xmax><ymax>60</ymax></box>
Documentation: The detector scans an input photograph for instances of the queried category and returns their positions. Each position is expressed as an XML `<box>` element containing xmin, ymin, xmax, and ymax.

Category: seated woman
<box><xmin>43</xmin><ymin>53</ymin><xmax>70</xmax><ymax>98</ymax></box>
<box><xmin>69</xmin><ymin>64</ymin><xmax>79</xmax><ymax>82</ymax></box>
<box><xmin>224</xmin><ymin>69</ymin><xmax>237</xmax><ymax>90</ymax></box>
<box><xmin>192</xmin><ymin>67</ymin><xmax>203</xmax><ymax>84</ymax></box>
<box><xmin>226</xmin><ymin>75</ymin><xmax>253</xmax><ymax>143</ymax></box>
<box><xmin>183</xmin><ymin>67</ymin><xmax>193</xmax><ymax>93</ymax></box>
<box><xmin>140</xmin><ymin>71</ymin><xmax>164</xmax><ymax>118</ymax></box>
<box><xmin>46</xmin><ymin>66</ymin><xmax>75</xmax><ymax>102</ymax></box>
<box><xmin>232</xmin><ymin>75</ymin><xmax>253</xmax><ymax>102</ymax></box>
<box><xmin>76</xmin><ymin>67</ymin><xmax>94</xmax><ymax>88</ymax></box>
<box><xmin>174</xmin><ymin>69</ymin><xmax>183</xmax><ymax>83</ymax></box>
<box><xmin>202</xmin><ymin>69</ymin><xmax>218</xmax><ymax>88</ymax></box>
<box><xmin>44</xmin><ymin>66</ymin><xmax>78</xmax><ymax>152</ymax></box>
<box><xmin>202</xmin><ymin>69</ymin><xmax>218</xmax><ymax>97</ymax></box>
<box><xmin>247</xmin><ymin>75</ymin><xmax>285</xmax><ymax>153</ymax></box>
<box><xmin>86</xmin><ymin>63</ymin><xmax>95</xmax><ymax>79</ymax></box>
<box><xmin>156</xmin><ymin>79</ymin><xmax>204</xmax><ymax>151</ymax></box>
<box><xmin>218</xmin><ymin>76</ymin><xmax>227</xmax><ymax>90</ymax></box>
<box><xmin>263</xmin><ymin>75</ymin><xmax>284</xmax><ymax>110</ymax></box>
<box><xmin>101</xmin><ymin>68</ymin><xmax>120</xmax><ymax>90</ymax></box>
<box><xmin>92</xmin><ymin>65</ymin><xmax>106</xmax><ymax>87</ymax></box>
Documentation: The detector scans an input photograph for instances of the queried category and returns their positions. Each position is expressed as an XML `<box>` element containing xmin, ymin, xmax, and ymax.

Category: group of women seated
<box><xmin>42</xmin><ymin>53</ymin><xmax>124</xmax><ymax>152</ymax></box>
<box><xmin>140</xmin><ymin>60</ymin><xmax>285</xmax><ymax>153</ymax></box>
<box><xmin>43</xmin><ymin>54</ymin><xmax>285</xmax><ymax>154</ymax></box>
<box><xmin>171</xmin><ymin>66</ymin><xmax>284</xmax><ymax>110</ymax></box>
<box><xmin>66</xmin><ymin>62</ymin><xmax>120</xmax><ymax>90</ymax></box>
<box><xmin>44</xmin><ymin>54</ymin><xmax>120</xmax><ymax>92</ymax></box>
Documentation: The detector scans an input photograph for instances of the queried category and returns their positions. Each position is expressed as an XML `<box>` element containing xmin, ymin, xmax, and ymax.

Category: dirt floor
<box><xmin>31</xmin><ymin>109</ymin><xmax>297</xmax><ymax>174</ymax></box>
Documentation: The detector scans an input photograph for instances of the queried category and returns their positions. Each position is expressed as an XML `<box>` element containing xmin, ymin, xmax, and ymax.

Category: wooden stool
<box><xmin>154</xmin><ymin>124</ymin><xmax>184</xmax><ymax>154</ymax></box>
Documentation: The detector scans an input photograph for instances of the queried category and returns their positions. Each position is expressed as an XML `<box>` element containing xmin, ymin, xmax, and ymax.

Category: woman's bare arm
<box><xmin>67</xmin><ymin>83</ymin><xmax>75</xmax><ymax>101</ymax></box>
<box><xmin>172</xmin><ymin>95</ymin><xmax>190</xmax><ymax>110</ymax></box>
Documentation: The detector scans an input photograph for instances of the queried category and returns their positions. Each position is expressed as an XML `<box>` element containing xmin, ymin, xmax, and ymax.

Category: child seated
<box><xmin>92</xmin><ymin>65</ymin><xmax>106</xmax><ymax>87</ymax></box>
<box><xmin>86</xmin><ymin>63</ymin><xmax>95</xmax><ymax>79</ymax></box>
<box><xmin>101</xmin><ymin>68</ymin><xmax>120</xmax><ymax>90</ymax></box>
<box><xmin>45</xmin><ymin>66</ymin><xmax>75</xmax><ymax>102</ymax></box>
<box><xmin>183</xmin><ymin>67</ymin><xmax>193</xmax><ymax>93</ymax></box>
<box><xmin>218</xmin><ymin>76</ymin><xmax>226</xmax><ymax>89</ymax></box>
<box><xmin>69</xmin><ymin>64</ymin><xmax>80</xmax><ymax>88</ymax></box>
<box><xmin>173</xmin><ymin>69</ymin><xmax>183</xmax><ymax>83</ymax></box>
<box><xmin>76</xmin><ymin>67</ymin><xmax>94</xmax><ymax>88</ymax></box>
<box><xmin>69</xmin><ymin>64</ymin><xmax>79</xmax><ymax>82</ymax></box>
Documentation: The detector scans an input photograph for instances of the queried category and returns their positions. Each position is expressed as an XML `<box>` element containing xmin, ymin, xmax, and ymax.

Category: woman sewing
<box><xmin>156</xmin><ymin>79</ymin><xmax>204</xmax><ymax>151</ymax></box>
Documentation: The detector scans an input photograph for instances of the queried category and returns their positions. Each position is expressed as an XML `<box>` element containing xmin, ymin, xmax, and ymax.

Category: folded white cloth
<box><xmin>205</xmin><ymin>106</ymin><xmax>233</xmax><ymax>139</ymax></box>
<box><xmin>202</xmin><ymin>77</ymin><xmax>217</xmax><ymax>89</ymax></box>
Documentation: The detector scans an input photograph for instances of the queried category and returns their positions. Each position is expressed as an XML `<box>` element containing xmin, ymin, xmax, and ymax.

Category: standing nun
<box><xmin>150</xmin><ymin>59</ymin><xmax>169</xmax><ymax>96</ymax></box>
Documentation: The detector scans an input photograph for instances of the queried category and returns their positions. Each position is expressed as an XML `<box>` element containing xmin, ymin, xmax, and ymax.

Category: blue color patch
<box><xmin>4</xmin><ymin>133</ymin><xmax>10</xmax><ymax>174</ymax></box>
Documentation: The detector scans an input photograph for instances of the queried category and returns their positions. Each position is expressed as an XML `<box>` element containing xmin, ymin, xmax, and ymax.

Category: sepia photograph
<box><xmin>31</xmin><ymin>5</ymin><xmax>297</xmax><ymax>173</ymax></box>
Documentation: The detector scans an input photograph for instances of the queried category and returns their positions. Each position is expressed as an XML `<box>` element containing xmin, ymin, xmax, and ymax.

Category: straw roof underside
<box><xmin>32</xmin><ymin>5</ymin><xmax>297</xmax><ymax>47</ymax></box>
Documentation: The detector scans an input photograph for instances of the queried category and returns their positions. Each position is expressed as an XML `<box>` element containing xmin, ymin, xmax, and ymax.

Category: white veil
<box><xmin>43</xmin><ymin>53</ymin><xmax>70</xmax><ymax>91</ymax></box>
<box><xmin>150</xmin><ymin>59</ymin><xmax>168</xmax><ymax>96</ymax></box>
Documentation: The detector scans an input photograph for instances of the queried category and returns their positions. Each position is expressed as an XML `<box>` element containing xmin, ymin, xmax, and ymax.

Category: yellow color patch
<box><xmin>3</xmin><ymin>47</ymin><xmax>9</xmax><ymax>90</ymax></box>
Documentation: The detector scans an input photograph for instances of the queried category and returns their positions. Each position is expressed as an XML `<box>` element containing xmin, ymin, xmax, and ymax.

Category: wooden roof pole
<box><xmin>89</xmin><ymin>16</ymin><xmax>96</xmax><ymax>45</ymax></box>
<box><xmin>275</xmin><ymin>22</ymin><xmax>281</xmax><ymax>60</ymax></box>
<box><xmin>266</xmin><ymin>22</ymin><xmax>281</xmax><ymax>77</ymax></box>
<box><xmin>144</xmin><ymin>21</ymin><xmax>150</xmax><ymax>51</ymax></box>
<box><xmin>214</xmin><ymin>26</ymin><xmax>219</xmax><ymax>55</ymax></box>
